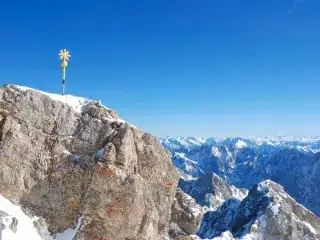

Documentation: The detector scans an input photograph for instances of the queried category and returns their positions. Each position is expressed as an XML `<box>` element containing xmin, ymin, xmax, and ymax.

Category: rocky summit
<box><xmin>0</xmin><ymin>85</ymin><xmax>180</xmax><ymax>240</ymax></box>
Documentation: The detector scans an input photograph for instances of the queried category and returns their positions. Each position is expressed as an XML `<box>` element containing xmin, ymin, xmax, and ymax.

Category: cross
<box><xmin>58</xmin><ymin>49</ymin><xmax>71</xmax><ymax>95</ymax></box>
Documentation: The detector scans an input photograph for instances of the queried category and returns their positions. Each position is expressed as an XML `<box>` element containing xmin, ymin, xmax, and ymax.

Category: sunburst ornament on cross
<box><xmin>59</xmin><ymin>49</ymin><xmax>71</xmax><ymax>95</ymax></box>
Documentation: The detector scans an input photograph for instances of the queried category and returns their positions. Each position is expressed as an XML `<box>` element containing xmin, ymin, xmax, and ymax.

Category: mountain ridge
<box><xmin>161</xmin><ymin>136</ymin><xmax>320</xmax><ymax>217</ymax></box>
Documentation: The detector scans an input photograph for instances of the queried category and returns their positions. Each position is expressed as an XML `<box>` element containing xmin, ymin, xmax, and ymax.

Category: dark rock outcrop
<box><xmin>179</xmin><ymin>173</ymin><xmax>247</xmax><ymax>210</ymax></box>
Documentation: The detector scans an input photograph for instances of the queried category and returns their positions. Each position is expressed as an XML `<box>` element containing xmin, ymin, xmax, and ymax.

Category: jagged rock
<box><xmin>197</xmin><ymin>198</ymin><xmax>241</xmax><ymax>238</ymax></box>
<box><xmin>198</xmin><ymin>180</ymin><xmax>320</xmax><ymax>239</ymax></box>
<box><xmin>169</xmin><ymin>189</ymin><xmax>204</xmax><ymax>238</ymax></box>
<box><xmin>0</xmin><ymin>85</ymin><xmax>180</xmax><ymax>240</ymax></box>
<box><xmin>32</xmin><ymin>217</ymin><xmax>52</xmax><ymax>240</ymax></box>
<box><xmin>83</xmin><ymin>101</ymin><xmax>119</xmax><ymax>120</ymax></box>
<box><xmin>99</xmin><ymin>142</ymin><xmax>117</xmax><ymax>163</ymax></box>
<box><xmin>179</xmin><ymin>173</ymin><xmax>247</xmax><ymax>210</ymax></box>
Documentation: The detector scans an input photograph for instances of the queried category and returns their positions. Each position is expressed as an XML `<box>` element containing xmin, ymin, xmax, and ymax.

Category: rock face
<box><xmin>0</xmin><ymin>85</ymin><xmax>179</xmax><ymax>240</ymax></box>
<box><xmin>179</xmin><ymin>173</ymin><xmax>247</xmax><ymax>210</ymax></box>
<box><xmin>169</xmin><ymin>189</ymin><xmax>204</xmax><ymax>238</ymax></box>
<box><xmin>198</xmin><ymin>180</ymin><xmax>320</xmax><ymax>239</ymax></box>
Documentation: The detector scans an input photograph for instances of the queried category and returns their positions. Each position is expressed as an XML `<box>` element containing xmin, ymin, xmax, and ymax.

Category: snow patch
<box><xmin>303</xmin><ymin>221</ymin><xmax>317</xmax><ymax>234</ymax></box>
<box><xmin>0</xmin><ymin>195</ymin><xmax>43</xmax><ymax>240</ymax></box>
<box><xmin>235</xmin><ymin>140</ymin><xmax>247</xmax><ymax>149</ymax></box>
<box><xmin>53</xmin><ymin>216</ymin><xmax>83</xmax><ymax>240</ymax></box>
<box><xmin>270</xmin><ymin>203</ymin><xmax>280</xmax><ymax>216</ymax></box>
<box><xmin>211</xmin><ymin>231</ymin><xmax>234</xmax><ymax>240</ymax></box>
<box><xmin>212</xmin><ymin>147</ymin><xmax>222</xmax><ymax>157</ymax></box>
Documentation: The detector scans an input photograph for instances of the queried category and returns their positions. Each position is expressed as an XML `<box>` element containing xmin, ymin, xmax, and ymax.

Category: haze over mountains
<box><xmin>160</xmin><ymin>136</ymin><xmax>320</xmax><ymax>217</ymax></box>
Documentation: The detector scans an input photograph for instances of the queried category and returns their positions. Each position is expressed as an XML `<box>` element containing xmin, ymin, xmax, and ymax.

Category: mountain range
<box><xmin>160</xmin><ymin>137</ymin><xmax>320</xmax><ymax>218</ymax></box>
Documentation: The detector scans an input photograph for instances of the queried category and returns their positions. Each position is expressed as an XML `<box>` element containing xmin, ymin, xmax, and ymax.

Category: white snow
<box><xmin>211</xmin><ymin>231</ymin><xmax>234</xmax><ymax>240</ymax></box>
<box><xmin>235</xmin><ymin>140</ymin><xmax>247</xmax><ymax>149</ymax></box>
<box><xmin>303</xmin><ymin>221</ymin><xmax>317</xmax><ymax>234</ymax></box>
<box><xmin>257</xmin><ymin>180</ymin><xmax>271</xmax><ymax>191</ymax></box>
<box><xmin>270</xmin><ymin>203</ymin><xmax>280</xmax><ymax>216</ymax></box>
<box><xmin>15</xmin><ymin>85</ymin><xmax>93</xmax><ymax>113</ymax></box>
<box><xmin>230</xmin><ymin>186</ymin><xmax>248</xmax><ymax>200</ymax></box>
<box><xmin>189</xmin><ymin>203</ymin><xmax>203</xmax><ymax>218</ymax></box>
<box><xmin>211</xmin><ymin>147</ymin><xmax>222</xmax><ymax>157</ymax></box>
<box><xmin>0</xmin><ymin>195</ymin><xmax>42</xmax><ymax>240</ymax></box>
<box><xmin>53</xmin><ymin>216</ymin><xmax>83</xmax><ymax>240</ymax></box>
<box><xmin>174</xmin><ymin>152</ymin><xmax>199</xmax><ymax>165</ymax></box>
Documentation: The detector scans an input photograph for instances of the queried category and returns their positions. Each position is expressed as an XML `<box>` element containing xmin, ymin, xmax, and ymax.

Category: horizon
<box><xmin>8</xmin><ymin>83</ymin><xmax>320</xmax><ymax>139</ymax></box>
<box><xmin>1</xmin><ymin>0</ymin><xmax>320</xmax><ymax>136</ymax></box>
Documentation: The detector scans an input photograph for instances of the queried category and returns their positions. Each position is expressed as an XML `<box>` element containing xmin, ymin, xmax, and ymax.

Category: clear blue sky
<box><xmin>1</xmin><ymin>0</ymin><xmax>320</xmax><ymax>137</ymax></box>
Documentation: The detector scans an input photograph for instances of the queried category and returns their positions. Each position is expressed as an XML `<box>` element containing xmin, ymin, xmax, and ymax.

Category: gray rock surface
<box><xmin>0</xmin><ymin>85</ymin><xmax>179</xmax><ymax>240</ymax></box>
<box><xmin>169</xmin><ymin>189</ymin><xmax>204</xmax><ymax>238</ymax></box>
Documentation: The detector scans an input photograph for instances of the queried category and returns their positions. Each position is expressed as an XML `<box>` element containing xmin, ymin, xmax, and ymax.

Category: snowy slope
<box><xmin>0</xmin><ymin>195</ymin><xmax>43</xmax><ymax>240</ymax></box>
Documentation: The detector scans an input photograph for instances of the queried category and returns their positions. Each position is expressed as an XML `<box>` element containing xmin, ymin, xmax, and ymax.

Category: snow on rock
<box><xmin>197</xmin><ymin>180</ymin><xmax>320</xmax><ymax>240</ymax></box>
<box><xmin>12</xmin><ymin>85</ymin><xmax>136</xmax><ymax>128</ymax></box>
<box><xmin>211</xmin><ymin>147</ymin><xmax>221</xmax><ymax>158</ymax></box>
<box><xmin>15</xmin><ymin>85</ymin><xmax>94</xmax><ymax>113</ymax></box>
<box><xmin>211</xmin><ymin>231</ymin><xmax>234</xmax><ymax>240</ymax></box>
<box><xmin>234</xmin><ymin>140</ymin><xmax>247</xmax><ymax>149</ymax></box>
<box><xmin>52</xmin><ymin>217</ymin><xmax>83</xmax><ymax>240</ymax></box>
<box><xmin>270</xmin><ymin>203</ymin><xmax>280</xmax><ymax>216</ymax></box>
<box><xmin>0</xmin><ymin>195</ymin><xmax>43</xmax><ymax>240</ymax></box>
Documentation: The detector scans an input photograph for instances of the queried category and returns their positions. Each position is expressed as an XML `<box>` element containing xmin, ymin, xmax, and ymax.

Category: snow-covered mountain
<box><xmin>160</xmin><ymin>137</ymin><xmax>320</xmax><ymax>217</ymax></box>
<box><xmin>160</xmin><ymin>136</ymin><xmax>320</xmax><ymax>154</ymax></box>
<box><xmin>197</xmin><ymin>180</ymin><xmax>320</xmax><ymax>239</ymax></box>
<box><xmin>179</xmin><ymin>173</ymin><xmax>247</xmax><ymax>211</ymax></box>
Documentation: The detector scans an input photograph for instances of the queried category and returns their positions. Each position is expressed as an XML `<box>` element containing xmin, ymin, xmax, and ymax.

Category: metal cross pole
<box><xmin>58</xmin><ymin>49</ymin><xmax>71</xmax><ymax>96</ymax></box>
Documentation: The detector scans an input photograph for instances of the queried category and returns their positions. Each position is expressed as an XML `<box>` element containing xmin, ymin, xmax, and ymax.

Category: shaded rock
<box><xmin>179</xmin><ymin>173</ymin><xmax>247</xmax><ymax>210</ymax></box>
<box><xmin>169</xmin><ymin>189</ymin><xmax>204</xmax><ymax>238</ymax></box>
<box><xmin>197</xmin><ymin>198</ymin><xmax>241</xmax><ymax>238</ymax></box>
